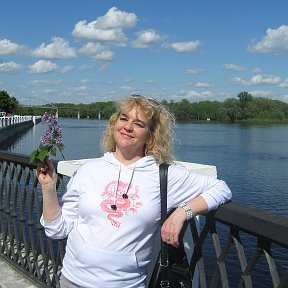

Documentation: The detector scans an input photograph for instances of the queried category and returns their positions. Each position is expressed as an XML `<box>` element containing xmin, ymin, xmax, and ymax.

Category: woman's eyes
<box><xmin>135</xmin><ymin>122</ymin><xmax>145</xmax><ymax>128</ymax></box>
<box><xmin>119</xmin><ymin>116</ymin><xmax>146</xmax><ymax>128</ymax></box>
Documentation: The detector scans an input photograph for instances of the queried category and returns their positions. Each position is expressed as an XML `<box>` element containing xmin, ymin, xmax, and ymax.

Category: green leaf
<box><xmin>29</xmin><ymin>150</ymin><xmax>39</xmax><ymax>164</ymax></box>
<box><xmin>58</xmin><ymin>144</ymin><xmax>65</xmax><ymax>151</ymax></box>
<box><xmin>36</xmin><ymin>148</ymin><xmax>49</xmax><ymax>162</ymax></box>
<box><xmin>50</xmin><ymin>146</ymin><xmax>57</xmax><ymax>156</ymax></box>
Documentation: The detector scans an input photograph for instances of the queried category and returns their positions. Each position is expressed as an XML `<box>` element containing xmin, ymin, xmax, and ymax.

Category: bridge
<box><xmin>19</xmin><ymin>96</ymin><xmax>102</xmax><ymax>119</ymax></box>
<box><xmin>20</xmin><ymin>105</ymin><xmax>102</xmax><ymax>119</ymax></box>
<box><xmin>0</xmin><ymin>150</ymin><xmax>287</xmax><ymax>287</ymax></box>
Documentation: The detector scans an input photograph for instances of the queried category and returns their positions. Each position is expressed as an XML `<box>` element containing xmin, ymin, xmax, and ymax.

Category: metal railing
<box><xmin>0</xmin><ymin>150</ymin><xmax>287</xmax><ymax>287</ymax></box>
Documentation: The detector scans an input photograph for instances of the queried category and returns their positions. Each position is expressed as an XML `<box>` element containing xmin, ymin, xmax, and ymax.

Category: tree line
<box><xmin>1</xmin><ymin>90</ymin><xmax>288</xmax><ymax>123</ymax></box>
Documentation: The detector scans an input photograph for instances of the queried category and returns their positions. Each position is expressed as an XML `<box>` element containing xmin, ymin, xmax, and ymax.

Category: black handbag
<box><xmin>148</xmin><ymin>163</ymin><xmax>192</xmax><ymax>288</ymax></box>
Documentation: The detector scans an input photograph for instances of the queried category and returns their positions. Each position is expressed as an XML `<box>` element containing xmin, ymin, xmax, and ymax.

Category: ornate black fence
<box><xmin>0</xmin><ymin>150</ymin><xmax>287</xmax><ymax>287</ymax></box>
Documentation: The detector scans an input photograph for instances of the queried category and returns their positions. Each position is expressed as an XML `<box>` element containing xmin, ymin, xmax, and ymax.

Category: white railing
<box><xmin>57</xmin><ymin>159</ymin><xmax>217</xmax><ymax>178</ymax></box>
<box><xmin>0</xmin><ymin>115</ymin><xmax>41</xmax><ymax>128</ymax></box>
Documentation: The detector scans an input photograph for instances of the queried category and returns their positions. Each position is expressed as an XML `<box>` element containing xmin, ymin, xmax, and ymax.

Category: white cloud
<box><xmin>43</xmin><ymin>88</ymin><xmax>58</xmax><ymax>94</ymax></box>
<box><xmin>0</xmin><ymin>39</ymin><xmax>26</xmax><ymax>56</ymax></box>
<box><xmin>79</xmin><ymin>63</ymin><xmax>96</xmax><ymax>71</ymax></box>
<box><xmin>60</xmin><ymin>65</ymin><xmax>74</xmax><ymax>73</ymax></box>
<box><xmin>79</xmin><ymin>42</ymin><xmax>105</xmax><ymax>54</ymax></box>
<box><xmin>232</xmin><ymin>77</ymin><xmax>248</xmax><ymax>85</ymax></box>
<box><xmin>250</xmin><ymin>74</ymin><xmax>281</xmax><ymax>85</ymax></box>
<box><xmin>187</xmin><ymin>68</ymin><xmax>203</xmax><ymax>74</ymax></box>
<box><xmin>164</xmin><ymin>40</ymin><xmax>201</xmax><ymax>53</ymax></box>
<box><xmin>31</xmin><ymin>37</ymin><xmax>77</xmax><ymax>59</ymax></box>
<box><xmin>28</xmin><ymin>60</ymin><xmax>58</xmax><ymax>73</ymax></box>
<box><xmin>98</xmin><ymin>63</ymin><xmax>110</xmax><ymax>72</ymax></box>
<box><xmin>233</xmin><ymin>74</ymin><xmax>281</xmax><ymax>85</ymax></box>
<box><xmin>119</xmin><ymin>85</ymin><xmax>134</xmax><ymax>92</ymax></box>
<box><xmin>93</xmin><ymin>6</ymin><xmax>137</xmax><ymax>29</ymax></box>
<box><xmin>279</xmin><ymin>79</ymin><xmax>288</xmax><ymax>88</ymax></box>
<box><xmin>248</xmin><ymin>25</ymin><xmax>288</xmax><ymax>53</ymax></box>
<box><xmin>0</xmin><ymin>61</ymin><xmax>23</xmax><ymax>73</ymax></box>
<box><xmin>27</xmin><ymin>61</ymin><xmax>72</xmax><ymax>74</ymax></box>
<box><xmin>93</xmin><ymin>50</ymin><xmax>114</xmax><ymax>61</ymax></box>
<box><xmin>26</xmin><ymin>79</ymin><xmax>63</xmax><ymax>85</ymax></box>
<box><xmin>79</xmin><ymin>43</ymin><xmax>114</xmax><ymax>61</ymax></box>
<box><xmin>194</xmin><ymin>82</ymin><xmax>211</xmax><ymax>88</ymax></box>
<box><xmin>250</xmin><ymin>90</ymin><xmax>274</xmax><ymax>98</ymax></box>
<box><xmin>252</xmin><ymin>67</ymin><xmax>262</xmax><ymax>74</ymax></box>
<box><xmin>73</xmin><ymin>22</ymin><xmax>127</xmax><ymax>44</ymax></box>
<box><xmin>183</xmin><ymin>90</ymin><xmax>212</xmax><ymax>99</ymax></box>
<box><xmin>80</xmin><ymin>79</ymin><xmax>91</xmax><ymax>84</ymax></box>
<box><xmin>223</xmin><ymin>63</ymin><xmax>244</xmax><ymax>71</ymax></box>
<box><xmin>131</xmin><ymin>29</ymin><xmax>164</xmax><ymax>48</ymax></box>
<box><xmin>69</xmin><ymin>86</ymin><xmax>91</xmax><ymax>94</ymax></box>
<box><xmin>72</xmin><ymin>7</ymin><xmax>137</xmax><ymax>45</ymax></box>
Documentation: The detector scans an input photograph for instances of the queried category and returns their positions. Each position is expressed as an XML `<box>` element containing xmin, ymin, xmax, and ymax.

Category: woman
<box><xmin>37</xmin><ymin>95</ymin><xmax>232</xmax><ymax>288</ymax></box>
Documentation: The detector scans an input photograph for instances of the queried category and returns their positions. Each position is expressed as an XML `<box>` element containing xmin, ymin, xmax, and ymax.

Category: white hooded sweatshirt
<box><xmin>41</xmin><ymin>152</ymin><xmax>231</xmax><ymax>288</ymax></box>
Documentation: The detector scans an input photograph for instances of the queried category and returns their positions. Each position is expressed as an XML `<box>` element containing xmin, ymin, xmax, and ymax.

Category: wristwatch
<box><xmin>178</xmin><ymin>202</ymin><xmax>193</xmax><ymax>220</ymax></box>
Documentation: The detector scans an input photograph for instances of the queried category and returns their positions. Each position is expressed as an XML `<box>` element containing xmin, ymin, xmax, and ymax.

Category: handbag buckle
<box><xmin>160</xmin><ymin>280</ymin><xmax>170</xmax><ymax>288</ymax></box>
<box><xmin>160</xmin><ymin>259</ymin><xmax>169</xmax><ymax>267</ymax></box>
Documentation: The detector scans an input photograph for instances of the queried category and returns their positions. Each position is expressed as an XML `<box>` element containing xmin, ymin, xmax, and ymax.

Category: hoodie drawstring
<box><xmin>111</xmin><ymin>166</ymin><xmax>135</xmax><ymax>210</ymax></box>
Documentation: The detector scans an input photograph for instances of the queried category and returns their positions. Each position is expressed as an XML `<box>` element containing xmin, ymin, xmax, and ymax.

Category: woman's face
<box><xmin>113</xmin><ymin>106</ymin><xmax>151</xmax><ymax>159</ymax></box>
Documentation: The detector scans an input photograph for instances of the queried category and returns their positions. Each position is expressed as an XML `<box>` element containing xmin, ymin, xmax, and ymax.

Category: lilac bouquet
<box><xmin>29</xmin><ymin>112</ymin><xmax>65</xmax><ymax>163</ymax></box>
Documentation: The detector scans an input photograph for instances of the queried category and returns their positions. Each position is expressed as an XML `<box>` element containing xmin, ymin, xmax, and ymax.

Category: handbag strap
<box><xmin>159</xmin><ymin>163</ymin><xmax>169</xmax><ymax>286</ymax></box>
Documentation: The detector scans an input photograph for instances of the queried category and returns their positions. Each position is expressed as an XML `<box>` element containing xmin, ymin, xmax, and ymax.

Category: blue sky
<box><xmin>1</xmin><ymin>0</ymin><xmax>288</xmax><ymax>106</ymax></box>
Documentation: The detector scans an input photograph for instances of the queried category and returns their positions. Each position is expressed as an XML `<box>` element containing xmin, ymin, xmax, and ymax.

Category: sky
<box><xmin>1</xmin><ymin>0</ymin><xmax>288</xmax><ymax>106</ymax></box>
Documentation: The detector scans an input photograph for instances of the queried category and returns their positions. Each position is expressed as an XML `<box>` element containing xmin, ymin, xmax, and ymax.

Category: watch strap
<box><xmin>179</xmin><ymin>202</ymin><xmax>193</xmax><ymax>220</ymax></box>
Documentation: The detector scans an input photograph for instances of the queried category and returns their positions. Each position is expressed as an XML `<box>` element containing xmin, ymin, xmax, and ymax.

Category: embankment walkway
<box><xmin>0</xmin><ymin>115</ymin><xmax>41</xmax><ymax>146</ymax></box>
<box><xmin>0</xmin><ymin>258</ymin><xmax>39</xmax><ymax>288</ymax></box>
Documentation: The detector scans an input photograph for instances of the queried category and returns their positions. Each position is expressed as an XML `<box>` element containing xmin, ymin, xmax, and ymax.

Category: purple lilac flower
<box><xmin>30</xmin><ymin>112</ymin><xmax>65</xmax><ymax>163</ymax></box>
<box><xmin>40</xmin><ymin>130</ymin><xmax>52</xmax><ymax>144</ymax></box>
<box><xmin>55</xmin><ymin>136</ymin><xmax>62</xmax><ymax>145</ymax></box>
<box><xmin>42</xmin><ymin>112</ymin><xmax>58</xmax><ymax>126</ymax></box>
<box><xmin>40</xmin><ymin>112</ymin><xmax>64</xmax><ymax>147</ymax></box>
<box><xmin>44</xmin><ymin>113</ymin><xmax>60</xmax><ymax>133</ymax></box>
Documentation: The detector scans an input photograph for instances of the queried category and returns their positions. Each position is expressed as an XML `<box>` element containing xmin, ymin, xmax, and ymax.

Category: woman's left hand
<box><xmin>160</xmin><ymin>207</ymin><xmax>186</xmax><ymax>247</ymax></box>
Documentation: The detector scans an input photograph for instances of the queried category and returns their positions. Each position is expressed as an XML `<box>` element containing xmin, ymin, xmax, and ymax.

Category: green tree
<box><xmin>221</xmin><ymin>98</ymin><xmax>240</xmax><ymax>122</ymax></box>
<box><xmin>237</xmin><ymin>91</ymin><xmax>253</xmax><ymax>119</ymax></box>
<box><xmin>193</xmin><ymin>101</ymin><xmax>222</xmax><ymax>120</ymax></box>
<box><xmin>167</xmin><ymin>99</ymin><xmax>189</xmax><ymax>121</ymax></box>
<box><xmin>0</xmin><ymin>90</ymin><xmax>18</xmax><ymax>114</ymax></box>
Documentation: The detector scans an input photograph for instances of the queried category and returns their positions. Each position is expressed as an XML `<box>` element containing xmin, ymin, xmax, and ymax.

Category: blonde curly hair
<box><xmin>101</xmin><ymin>95</ymin><xmax>176</xmax><ymax>164</ymax></box>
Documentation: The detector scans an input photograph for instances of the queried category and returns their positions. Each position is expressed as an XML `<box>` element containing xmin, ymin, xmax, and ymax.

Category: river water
<box><xmin>1</xmin><ymin>118</ymin><xmax>288</xmax><ymax>286</ymax></box>
<box><xmin>3</xmin><ymin>118</ymin><xmax>288</xmax><ymax>216</ymax></box>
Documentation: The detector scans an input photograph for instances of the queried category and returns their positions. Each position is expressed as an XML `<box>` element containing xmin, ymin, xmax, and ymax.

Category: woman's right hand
<box><xmin>36</xmin><ymin>157</ymin><xmax>57</xmax><ymax>186</ymax></box>
<box><xmin>37</xmin><ymin>157</ymin><xmax>61</xmax><ymax>221</ymax></box>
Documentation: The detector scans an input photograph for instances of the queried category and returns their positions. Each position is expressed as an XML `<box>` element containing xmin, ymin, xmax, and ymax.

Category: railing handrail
<box><xmin>1</xmin><ymin>150</ymin><xmax>288</xmax><ymax>287</ymax></box>
<box><xmin>212</xmin><ymin>201</ymin><xmax>288</xmax><ymax>248</ymax></box>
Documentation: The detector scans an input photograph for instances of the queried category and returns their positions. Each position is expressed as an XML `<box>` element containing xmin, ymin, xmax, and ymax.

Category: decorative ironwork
<box><xmin>0</xmin><ymin>150</ymin><xmax>66</xmax><ymax>287</ymax></box>
<box><xmin>0</xmin><ymin>150</ymin><xmax>288</xmax><ymax>287</ymax></box>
